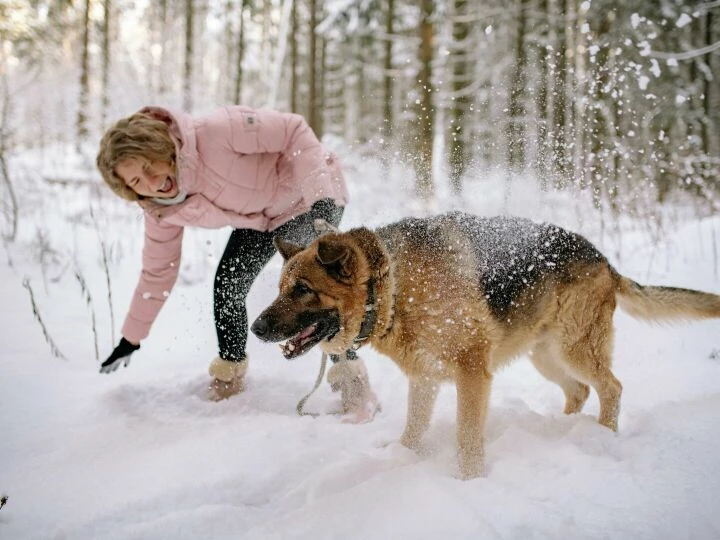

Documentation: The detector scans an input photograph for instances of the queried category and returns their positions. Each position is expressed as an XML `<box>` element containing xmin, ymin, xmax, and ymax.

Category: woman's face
<box><xmin>115</xmin><ymin>157</ymin><xmax>178</xmax><ymax>198</ymax></box>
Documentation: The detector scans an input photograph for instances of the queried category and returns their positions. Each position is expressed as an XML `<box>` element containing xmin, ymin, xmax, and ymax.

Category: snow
<box><xmin>675</xmin><ymin>13</ymin><xmax>693</xmax><ymax>29</ymax></box>
<box><xmin>1</xmin><ymin>149</ymin><xmax>720</xmax><ymax>539</ymax></box>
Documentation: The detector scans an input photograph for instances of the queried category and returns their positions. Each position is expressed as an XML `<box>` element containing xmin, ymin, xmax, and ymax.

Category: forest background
<box><xmin>2</xmin><ymin>0</ymin><xmax>719</xmax><ymax>231</ymax></box>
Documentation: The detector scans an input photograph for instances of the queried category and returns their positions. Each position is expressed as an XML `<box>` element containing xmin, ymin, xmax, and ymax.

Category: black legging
<box><xmin>214</xmin><ymin>199</ymin><xmax>343</xmax><ymax>362</ymax></box>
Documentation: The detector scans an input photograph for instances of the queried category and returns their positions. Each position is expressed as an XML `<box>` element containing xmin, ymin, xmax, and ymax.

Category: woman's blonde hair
<box><xmin>96</xmin><ymin>112</ymin><xmax>176</xmax><ymax>201</ymax></box>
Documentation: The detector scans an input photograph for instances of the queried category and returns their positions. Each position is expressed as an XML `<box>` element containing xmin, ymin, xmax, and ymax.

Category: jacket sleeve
<box><xmin>218</xmin><ymin>106</ymin><xmax>326</xmax><ymax>183</ymax></box>
<box><xmin>121</xmin><ymin>213</ymin><xmax>183</xmax><ymax>343</ymax></box>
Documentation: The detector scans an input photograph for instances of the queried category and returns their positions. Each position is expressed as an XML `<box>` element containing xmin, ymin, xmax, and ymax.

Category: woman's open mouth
<box><xmin>157</xmin><ymin>176</ymin><xmax>175</xmax><ymax>194</ymax></box>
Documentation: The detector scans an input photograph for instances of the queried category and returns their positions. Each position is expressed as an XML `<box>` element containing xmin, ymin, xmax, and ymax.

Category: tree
<box><xmin>447</xmin><ymin>0</ymin><xmax>472</xmax><ymax>194</ymax></box>
<box><xmin>290</xmin><ymin>0</ymin><xmax>300</xmax><ymax>113</ymax></box>
<box><xmin>234</xmin><ymin>0</ymin><xmax>247</xmax><ymax>105</ymax></box>
<box><xmin>506</xmin><ymin>0</ymin><xmax>528</xmax><ymax>174</ymax></box>
<box><xmin>76</xmin><ymin>0</ymin><xmax>91</xmax><ymax>152</ymax></box>
<box><xmin>414</xmin><ymin>0</ymin><xmax>435</xmax><ymax>199</ymax></box>
<box><xmin>100</xmin><ymin>0</ymin><xmax>111</xmax><ymax>126</ymax></box>
<box><xmin>308</xmin><ymin>0</ymin><xmax>320</xmax><ymax>134</ymax></box>
<box><xmin>550</xmin><ymin>0</ymin><xmax>570</xmax><ymax>185</ymax></box>
<box><xmin>382</xmin><ymin>0</ymin><xmax>395</xmax><ymax>151</ymax></box>
<box><xmin>183</xmin><ymin>0</ymin><xmax>194</xmax><ymax>111</ymax></box>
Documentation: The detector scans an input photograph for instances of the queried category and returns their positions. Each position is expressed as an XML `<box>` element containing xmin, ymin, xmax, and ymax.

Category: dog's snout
<box><xmin>251</xmin><ymin>316</ymin><xmax>269</xmax><ymax>338</ymax></box>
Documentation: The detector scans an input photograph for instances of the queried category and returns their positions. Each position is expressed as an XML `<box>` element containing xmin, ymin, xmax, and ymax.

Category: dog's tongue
<box><xmin>297</xmin><ymin>325</ymin><xmax>316</xmax><ymax>340</ymax></box>
<box><xmin>281</xmin><ymin>324</ymin><xmax>317</xmax><ymax>358</ymax></box>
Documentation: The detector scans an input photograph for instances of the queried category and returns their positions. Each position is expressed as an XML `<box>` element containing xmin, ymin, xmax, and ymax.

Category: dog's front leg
<box><xmin>400</xmin><ymin>376</ymin><xmax>440</xmax><ymax>451</ymax></box>
<box><xmin>456</xmin><ymin>364</ymin><xmax>492</xmax><ymax>480</ymax></box>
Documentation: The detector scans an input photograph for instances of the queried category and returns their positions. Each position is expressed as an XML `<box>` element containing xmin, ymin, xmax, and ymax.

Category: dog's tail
<box><xmin>614</xmin><ymin>270</ymin><xmax>720</xmax><ymax>322</ymax></box>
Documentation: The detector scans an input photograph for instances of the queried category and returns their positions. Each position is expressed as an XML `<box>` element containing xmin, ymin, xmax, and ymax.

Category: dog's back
<box><xmin>377</xmin><ymin>213</ymin><xmax>610</xmax><ymax>327</ymax></box>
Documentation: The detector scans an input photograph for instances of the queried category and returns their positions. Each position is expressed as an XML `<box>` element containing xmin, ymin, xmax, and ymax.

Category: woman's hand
<box><xmin>100</xmin><ymin>338</ymin><xmax>141</xmax><ymax>373</ymax></box>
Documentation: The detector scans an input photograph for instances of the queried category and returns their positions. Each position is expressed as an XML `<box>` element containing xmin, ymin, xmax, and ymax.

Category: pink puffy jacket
<box><xmin>121</xmin><ymin>106</ymin><xmax>349</xmax><ymax>343</ymax></box>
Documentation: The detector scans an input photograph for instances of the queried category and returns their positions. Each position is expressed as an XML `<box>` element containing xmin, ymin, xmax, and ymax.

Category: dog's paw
<box><xmin>340</xmin><ymin>400</ymin><xmax>381</xmax><ymax>424</ymax></box>
<box><xmin>457</xmin><ymin>468</ymin><xmax>487</xmax><ymax>481</ymax></box>
<box><xmin>457</xmin><ymin>454</ymin><xmax>486</xmax><ymax>480</ymax></box>
<box><xmin>399</xmin><ymin>432</ymin><xmax>422</xmax><ymax>451</ymax></box>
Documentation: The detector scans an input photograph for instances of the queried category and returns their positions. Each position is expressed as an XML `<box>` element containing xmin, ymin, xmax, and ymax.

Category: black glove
<box><xmin>100</xmin><ymin>338</ymin><xmax>140</xmax><ymax>373</ymax></box>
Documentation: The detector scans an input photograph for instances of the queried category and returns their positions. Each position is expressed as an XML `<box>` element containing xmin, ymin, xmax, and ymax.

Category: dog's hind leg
<box><xmin>455</xmin><ymin>354</ymin><xmax>492</xmax><ymax>480</ymax></box>
<box><xmin>400</xmin><ymin>377</ymin><xmax>440</xmax><ymax>451</ymax></box>
<box><xmin>557</xmin><ymin>293</ymin><xmax>622</xmax><ymax>431</ymax></box>
<box><xmin>530</xmin><ymin>338</ymin><xmax>590</xmax><ymax>414</ymax></box>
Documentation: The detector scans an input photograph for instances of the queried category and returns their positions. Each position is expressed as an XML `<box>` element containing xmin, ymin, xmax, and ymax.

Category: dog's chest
<box><xmin>377</xmin><ymin>334</ymin><xmax>455</xmax><ymax>379</ymax></box>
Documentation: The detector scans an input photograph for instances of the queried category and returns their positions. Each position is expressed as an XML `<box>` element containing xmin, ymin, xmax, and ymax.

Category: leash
<box><xmin>295</xmin><ymin>217</ymin><xmax>338</xmax><ymax>418</ymax></box>
<box><xmin>296</xmin><ymin>352</ymin><xmax>328</xmax><ymax>417</ymax></box>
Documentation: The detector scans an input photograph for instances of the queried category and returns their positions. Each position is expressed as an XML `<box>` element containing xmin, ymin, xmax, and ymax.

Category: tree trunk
<box><xmin>0</xmin><ymin>75</ymin><xmax>18</xmax><ymax>242</ymax></box>
<box><xmin>234</xmin><ymin>0</ymin><xmax>247</xmax><ymax>105</ymax></box>
<box><xmin>101</xmin><ymin>0</ymin><xmax>111</xmax><ymax>127</ymax></box>
<box><xmin>382</xmin><ymin>0</ymin><xmax>395</xmax><ymax>143</ymax></box>
<box><xmin>267</xmin><ymin>0</ymin><xmax>294</xmax><ymax>108</ymax></box>
<box><xmin>589</xmin><ymin>7</ymin><xmax>613</xmax><ymax>209</ymax></box>
<box><xmin>414</xmin><ymin>0</ymin><xmax>434</xmax><ymax>199</ymax></box>
<box><xmin>308</xmin><ymin>0</ymin><xmax>320</xmax><ymax>134</ymax></box>
<box><xmin>551</xmin><ymin>0</ymin><xmax>569</xmax><ymax>186</ymax></box>
<box><xmin>318</xmin><ymin>25</ymin><xmax>326</xmax><ymax>138</ymax></box>
<box><xmin>535</xmin><ymin>0</ymin><xmax>550</xmax><ymax>188</ymax></box>
<box><xmin>183</xmin><ymin>0</ymin><xmax>194</xmax><ymax>111</ymax></box>
<box><xmin>448</xmin><ymin>0</ymin><xmax>471</xmax><ymax>194</ymax></box>
<box><xmin>157</xmin><ymin>0</ymin><xmax>169</xmax><ymax>97</ymax></box>
<box><xmin>702</xmin><ymin>10</ymin><xmax>718</xmax><ymax>157</ymax></box>
<box><xmin>290</xmin><ymin>0</ymin><xmax>299</xmax><ymax>113</ymax></box>
<box><xmin>76</xmin><ymin>0</ymin><xmax>91</xmax><ymax>152</ymax></box>
<box><xmin>507</xmin><ymin>0</ymin><xmax>528</xmax><ymax>174</ymax></box>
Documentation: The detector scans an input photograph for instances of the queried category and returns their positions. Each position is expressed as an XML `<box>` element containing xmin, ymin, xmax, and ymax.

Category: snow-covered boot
<box><xmin>327</xmin><ymin>356</ymin><xmax>381</xmax><ymax>423</ymax></box>
<box><xmin>208</xmin><ymin>356</ymin><xmax>248</xmax><ymax>401</ymax></box>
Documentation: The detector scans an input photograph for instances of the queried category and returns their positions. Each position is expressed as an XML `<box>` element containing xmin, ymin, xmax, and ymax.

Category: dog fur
<box><xmin>251</xmin><ymin>212</ymin><xmax>720</xmax><ymax>479</ymax></box>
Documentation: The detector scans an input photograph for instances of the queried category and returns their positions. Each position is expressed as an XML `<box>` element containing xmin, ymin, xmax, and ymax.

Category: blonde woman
<box><xmin>96</xmin><ymin>105</ymin><xmax>379</xmax><ymax>421</ymax></box>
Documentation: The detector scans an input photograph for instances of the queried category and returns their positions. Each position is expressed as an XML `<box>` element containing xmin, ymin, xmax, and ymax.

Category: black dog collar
<box><xmin>351</xmin><ymin>278</ymin><xmax>377</xmax><ymax>350</ymax></box>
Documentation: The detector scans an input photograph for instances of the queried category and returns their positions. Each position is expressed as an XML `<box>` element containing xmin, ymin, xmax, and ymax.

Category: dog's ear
<box><xmin>317</xmin><ymin>239</ymin><xmax>354</xmax><ymax>281</ymax></box>
<box><xmin>274</xmin><ymin>237</ymin><xmax>304</xmax><ymax>261</ymax></box>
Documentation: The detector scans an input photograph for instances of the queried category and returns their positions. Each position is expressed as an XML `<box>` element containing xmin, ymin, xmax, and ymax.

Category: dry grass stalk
<box><xmin>88</xmin><ymin>200</ymin><xmax>115</xmax><ymax>345</ymax></box>
<box><xmin>74</xmin><ymin>269</ymin><xmax>100</xmax><ymax>361</ymax></box>
<box><xmin>22</xmin><ymin>278</ymin><xmax>67</xmax><ymax>360</ymax></box>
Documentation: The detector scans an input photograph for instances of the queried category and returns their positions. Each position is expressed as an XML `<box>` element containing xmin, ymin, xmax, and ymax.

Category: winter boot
<box><xmin>327</xmin><ymin>355</ymin><xmax>381</xmax><ymax>423</ymax></box>
<box><xmin>208</xmin><ymin>356</ymin><xmax>248</xmax><ymax>401</ymax></box>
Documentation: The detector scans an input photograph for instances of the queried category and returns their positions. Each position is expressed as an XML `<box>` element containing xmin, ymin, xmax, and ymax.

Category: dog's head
<box><xmin>251</xmin><ymin>232</ymin><xmax>372</xmax><ymax>359</ymax></box>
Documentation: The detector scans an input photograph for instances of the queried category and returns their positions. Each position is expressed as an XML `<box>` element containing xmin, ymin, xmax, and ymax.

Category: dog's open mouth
<box><xmin>280</xmin><ymin>323</ymin><xmax>321</xmax><ymax>359</ymax></box>
<box><xmin>279</xmin><ymin>314</ymin><xmax>340</xmax><ymax>360</ymax></box>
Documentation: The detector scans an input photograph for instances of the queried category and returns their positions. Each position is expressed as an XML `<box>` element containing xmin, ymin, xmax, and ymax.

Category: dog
<box><xmin>251</xmin><ymin>212</ymin><xmax>720</xmax><ymax>479</ymax></box>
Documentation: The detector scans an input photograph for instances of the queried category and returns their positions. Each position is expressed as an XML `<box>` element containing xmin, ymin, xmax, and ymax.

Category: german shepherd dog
<box><xmin>251</xmin><ymin>212</ymin><xmax>720</xmax><ymax>479</ymax></box>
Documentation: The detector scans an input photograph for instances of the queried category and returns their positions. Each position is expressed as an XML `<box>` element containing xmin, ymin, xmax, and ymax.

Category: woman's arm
<box><xmin>121</xmin><ymin>214</ymin><xmax>184</xmax><ymax>344</ymax></box>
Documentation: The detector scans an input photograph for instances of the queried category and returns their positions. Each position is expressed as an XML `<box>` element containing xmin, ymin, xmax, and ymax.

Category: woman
<box><xmin>96</xmin><ymin>105</ymin><xmax>379</xmax><ymax>421</ymax></box>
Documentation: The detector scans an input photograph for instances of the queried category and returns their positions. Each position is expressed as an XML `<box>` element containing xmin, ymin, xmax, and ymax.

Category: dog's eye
<box><xmin>293</xmin><ymin>282</ymin><xmax>314</xmax><ymax>297</ymax></box>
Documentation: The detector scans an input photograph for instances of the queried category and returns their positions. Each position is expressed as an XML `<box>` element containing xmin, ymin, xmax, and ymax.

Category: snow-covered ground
<box><xmin>1</xmin><ymin>148</ymin><xmax>719</xmax><ymax>539</ymax></box>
